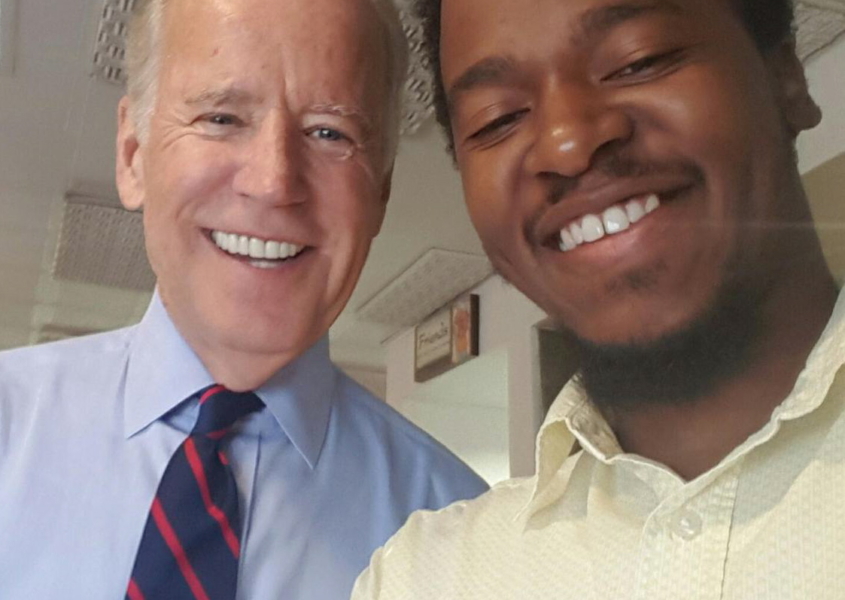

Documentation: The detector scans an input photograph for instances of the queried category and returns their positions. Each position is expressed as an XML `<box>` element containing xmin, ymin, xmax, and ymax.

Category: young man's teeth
<box><xmin>580</xmin><ymin>215</ymin><xmax>604</xmax><ymax>243</ymax></box>
<box><xmin>212</xmin><ymin>231</ymin><xmax>304</xmax><ymax>261</ymax></box>
<box><xmin>602</xmin><ymin>206</ymin><xmax>629</xmax><ymax>234</ymax></box>
<box><xmin>570</xmin><ymin>222</ymin><xmax>584</xmax><ymax>245</ymax></box>
<box><xmin>625</xmin><ymin>199</ymin><xmax>646</xmax><ymax>224</ymax></box>
<box><xmin>558</xmin><ymin>193</ymin><xmax>662</xmax><ymax>252</ymax></box>
<box><xmin>644</xmin><ymin>193</ymin><xmax>660</xmax><ymax>214</ymax></box>
<box><xmin>559</xmin><ymin>229</ymin><xmax>577</xmax><ymax>252</ymax></box>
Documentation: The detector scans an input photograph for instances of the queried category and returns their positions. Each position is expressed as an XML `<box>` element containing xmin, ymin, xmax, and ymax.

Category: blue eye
<box><xmin>207</xmin><ymin>114</ymin><xmax>239</xmax><ymax>126</ymax></box>
<box><xmin>313</xmin><ymin>127</ymin><xmax>346</xmax><ymax>142</ymax></box>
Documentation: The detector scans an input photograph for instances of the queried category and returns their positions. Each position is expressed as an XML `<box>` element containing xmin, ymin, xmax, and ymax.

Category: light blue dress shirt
<box><xmin>0</xmin><ymin>293</ymin><xmax>488</xmax><ymax>599</ymax></box>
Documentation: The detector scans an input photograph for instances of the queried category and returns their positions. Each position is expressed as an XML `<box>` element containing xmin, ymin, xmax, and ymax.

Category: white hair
<box><xmin>125</xmin><ymin>0</ymin><xmax>408</xmax><ymax>169</ymax></box>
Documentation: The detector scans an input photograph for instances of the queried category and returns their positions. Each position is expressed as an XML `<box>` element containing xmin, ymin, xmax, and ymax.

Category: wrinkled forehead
<box><xmin>158</xmin><ymin>0</ymin><xmax>391</xmax><ymax>101</ymax></box>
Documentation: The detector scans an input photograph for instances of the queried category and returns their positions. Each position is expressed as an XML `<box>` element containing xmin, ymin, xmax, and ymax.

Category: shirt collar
<box><xmin>520</xmin><ymin>286</ymin><xmax>845</xmax><ymax>521</ymax></box>
<box><xmin>253</xmin><ymin>335</ymin><xmax>335</xmax><ymax>470</ymax></box>
<box><xmin>123</xmin><ymin>291</ymin><xmax>335</xmax><ymax>470</ymax></box>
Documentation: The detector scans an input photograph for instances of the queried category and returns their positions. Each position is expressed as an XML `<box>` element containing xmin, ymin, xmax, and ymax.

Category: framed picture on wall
<box><xmin>414</xmin><ymin>294</ymin><xmax>480</xmax><ymax>383</ymax></box>
<box><xmin>414</xmin><ymin>306</ymin><xmax>453</xmax><ymax>382</ymax></box>
<box><xmin>451</xmin><ymin>293</ymin><xmax>479</xmax><ymax>365</ymax></box>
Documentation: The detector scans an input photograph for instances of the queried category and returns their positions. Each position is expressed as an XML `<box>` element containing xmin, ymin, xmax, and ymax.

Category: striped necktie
<box><xmin>126</xmin><ymin>385</ymin><xmax>264</xmax><ymax>600</ymax></box>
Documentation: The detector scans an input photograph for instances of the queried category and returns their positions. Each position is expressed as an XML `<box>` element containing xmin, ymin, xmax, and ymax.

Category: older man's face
<box><xmin>118</xmin><ymin>0</ymin><xmax>391</xmax><ymax>366</ymax></box>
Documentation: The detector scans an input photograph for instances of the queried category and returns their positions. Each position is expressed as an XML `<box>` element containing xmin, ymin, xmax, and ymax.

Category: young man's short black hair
<box><xmin>416</xmin><ymin>0</ymin><xmax>796</xmax><ymax>153</ymax></box>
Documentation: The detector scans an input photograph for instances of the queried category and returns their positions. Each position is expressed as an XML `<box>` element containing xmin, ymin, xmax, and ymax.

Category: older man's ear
<box><xmin>115</xmin><ymin>96</ymin><xmax>146</xmax><ymax>212</ymax></box>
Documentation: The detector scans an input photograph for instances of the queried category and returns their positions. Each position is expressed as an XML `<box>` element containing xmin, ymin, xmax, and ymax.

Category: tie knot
<box><xmin>192</xmin><ymin>385</ymin><xmax>264</xmax><ymax>437</ymax></box>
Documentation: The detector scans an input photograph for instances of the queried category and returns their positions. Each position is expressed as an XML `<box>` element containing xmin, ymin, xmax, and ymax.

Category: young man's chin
<box><xmin>574</xmin><ymin>279</ymin><xmax>762</xmax><ymax>409</ymax></box>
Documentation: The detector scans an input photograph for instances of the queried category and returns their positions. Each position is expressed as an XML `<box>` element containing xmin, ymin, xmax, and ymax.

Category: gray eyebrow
<box><xmin>310</xmin><ymin>103</ymin><xmax>375</xmax><ymax>131</ymax></box>
<box><xmin>184</xmin><ymin>87</ymin><xmax>257</xmax><ymax>107</ymax></box>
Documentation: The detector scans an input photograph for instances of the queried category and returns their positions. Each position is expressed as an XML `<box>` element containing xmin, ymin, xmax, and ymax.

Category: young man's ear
<box><xmin>768</xmin><ymin>38</ymin><xmax>822</xmax><ymax>137</ymax></box>
<box><xmin>115</xmin><ymin>96</ymin><xmax>147</xmax><ymax>211</ymax></box>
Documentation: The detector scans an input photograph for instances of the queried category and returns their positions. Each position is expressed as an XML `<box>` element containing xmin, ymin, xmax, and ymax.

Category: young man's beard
<box><xmin>574</xmin><ymin>277</ymin><xmax>764</xmax><ymax>413</ymax></box>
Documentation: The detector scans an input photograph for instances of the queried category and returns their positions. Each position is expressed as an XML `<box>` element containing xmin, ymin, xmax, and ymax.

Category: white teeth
<box><xmin>557</xmin><ymin>193</ymin><xmax>662</xmax><ymax>252</ymax></box>
<box><xmin>625</xmin><ymin>199</ymin><xmax>646</xmax><ymax>224</ymax></box>
<box><xmin>580</xmin><ymin>215</ymin><xmax>605</xmax><ymax>243</ymax></box>
<box><xmin>559</xmin><ymin>229</ymin><xmax>576</xmax><ymax>252</ymax></box>
<box><xmin>570</xmin><ymin>222</ymin><xmax>584</xmax><ymax>245</ymax></box>
<box><xmin>238</xmin><ymin>236</ymin><xmax>250</xmax><ymax>256</ymax></box>
<box><xmin>212</xmin><ymin>230</ymin><xmax>305</xmax><ymax>263</ymax></box>
<box><xmin>602</xmin><ymin>206</ymin><xmax>629</xmax><ymax>234</ymax></box>
<box><xmin>251</xmin><ymin>260</ymin><xmax>279</xmax><ymax>270</ymax></box>
<box><xmin>249</xmin><ymin>237</ymin><xmax>265</xmax><ymax>259</ymax></box>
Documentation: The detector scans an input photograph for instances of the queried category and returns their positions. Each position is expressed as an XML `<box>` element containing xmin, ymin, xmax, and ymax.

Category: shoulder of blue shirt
<box><xmin>0</xmin><ymin>326</ymin><xmax>490</xmax><ymax>501</ymax></box>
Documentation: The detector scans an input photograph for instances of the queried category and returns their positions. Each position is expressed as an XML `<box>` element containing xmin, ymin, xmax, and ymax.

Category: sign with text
<box><xmin>414</xmin><ymin>307</ymin><xmax>452</xmax><ymax>371</ymax></box>
<box><xmin>414</xmin><ymin>294</ymin><xmax>479</xmax><ymax>383</ymax></box>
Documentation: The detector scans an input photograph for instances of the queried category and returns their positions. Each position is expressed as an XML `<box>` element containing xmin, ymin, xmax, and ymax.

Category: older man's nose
<box><xmin>233</xmin><ymin>115</ymin><xmax>308</xmax><ymax>205</ymax></box>
<box><xmin>524</xmin><ymin>83</ymin><xmax>633</xmax><ymax>181</ymax></box>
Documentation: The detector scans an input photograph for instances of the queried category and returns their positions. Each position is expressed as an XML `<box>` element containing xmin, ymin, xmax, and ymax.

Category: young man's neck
<box><xmin>606</xmin><ymin>258</ymin><xmax>838</xmax><ymax>481</ymax></box>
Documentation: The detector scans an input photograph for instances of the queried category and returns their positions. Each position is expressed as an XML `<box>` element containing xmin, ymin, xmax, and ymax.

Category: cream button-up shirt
<box><xmin>353</xmin><ymin>289</ymin><xmax>845</xmax><ymax>600</ymax></box>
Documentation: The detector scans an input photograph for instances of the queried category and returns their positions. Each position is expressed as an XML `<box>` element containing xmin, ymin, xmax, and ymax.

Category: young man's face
<box><xmin>440</xmin><ymin>0</ymin><xmax>820</xmax><ymax>347</ymax></box>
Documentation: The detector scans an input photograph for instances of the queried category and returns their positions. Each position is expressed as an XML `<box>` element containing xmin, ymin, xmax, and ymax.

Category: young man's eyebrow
<box><xmin>575</xmin><ymin>0</ymin><xmax>683</xmax><ymax>44</ymax></box>
<box><xmin>447</xmin><ymin>56</ymin><xmax>517</xmax><ymax>107</ymax></box>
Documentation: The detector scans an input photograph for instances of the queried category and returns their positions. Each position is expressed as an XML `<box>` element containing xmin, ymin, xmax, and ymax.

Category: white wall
<box><xmin>798</xmin><ymin>34</ymin><xmax>845</xmax><ymax>174</ymax></box>
<box><xmin>477</xmin><ymin>277</ymin><xmax>548</xmax><ymax>477</ymax></box>
<box><xmin>340</xmin><ymin>365</ymin><xmax>387</xmax><ymax>400</ymax></box>
<box><xmin>394</xmin><ymin>348</ymin><xmax>510</xmax><ymax>484</ymax></box>
<box><xmin>386</xmin><ymin>276</ymin><xmax>547</xmax><ymax>480</ymax></box>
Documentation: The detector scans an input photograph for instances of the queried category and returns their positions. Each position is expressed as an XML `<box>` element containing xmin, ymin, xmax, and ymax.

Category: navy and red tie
<box><xmin>126</xmin><ymin>385</ymin><xmax>264</xmax><ymax>600</ymax></box>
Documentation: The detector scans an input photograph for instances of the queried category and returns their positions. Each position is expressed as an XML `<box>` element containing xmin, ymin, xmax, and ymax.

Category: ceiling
<box><xmin>0</xmin><ymin>0</ymin><xmax>843</xmax><ymax>371</ymax></box>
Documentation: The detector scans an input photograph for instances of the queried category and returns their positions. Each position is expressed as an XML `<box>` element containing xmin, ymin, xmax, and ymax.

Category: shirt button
<box><xmin>671</xmin><ymin>510</ymin><xmax>703</xmax><ymax>541</ymax></box>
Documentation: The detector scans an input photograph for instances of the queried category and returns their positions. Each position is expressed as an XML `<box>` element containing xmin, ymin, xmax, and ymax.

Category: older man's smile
<box><xmin>210</xmin><ymin>229</ymin><xmax>307</xmax><ymax>269</ymax></box>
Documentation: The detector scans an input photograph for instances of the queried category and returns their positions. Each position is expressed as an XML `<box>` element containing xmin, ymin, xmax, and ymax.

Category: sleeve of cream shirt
<box><xmin>350</xmin><ymin>495</ymin><xmax>491</xmax><ymax>600</ymax></box>
<box><xmin>351</xmin><ymin>511</ymin><xmax>435</xmax><ymax>600</ymax></box>
<box><xmin>351</xmin><ymin>546</ymin><xmax>385</xmax><ymax>599</ymax></box>
<box><xmin>351</xmin><ymin>479</ymin><xmax>531</xmax><ymax>599</ymax></box>
<box><xmin>351</xmin><ymin>505</ymin><xmax>463</xmax><ymax>600</ymax></box>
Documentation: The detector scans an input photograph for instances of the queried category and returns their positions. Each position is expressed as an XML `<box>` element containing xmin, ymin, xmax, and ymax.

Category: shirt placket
<box><xmin>634</xmin><ymin>464</ymin><xmax>741</xmax><ymax>600</ymax></box>
<box><xmin>230</xmin><ymin>424</ymin><xmax>261</xmax><ymax>600</ymax></box>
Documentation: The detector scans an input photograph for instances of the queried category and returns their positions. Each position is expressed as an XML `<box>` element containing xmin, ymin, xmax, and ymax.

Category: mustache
<box><xmin>545</xmin><ymin>152</ymin><xmax>705</xmax><ymax>205</ymax></box>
